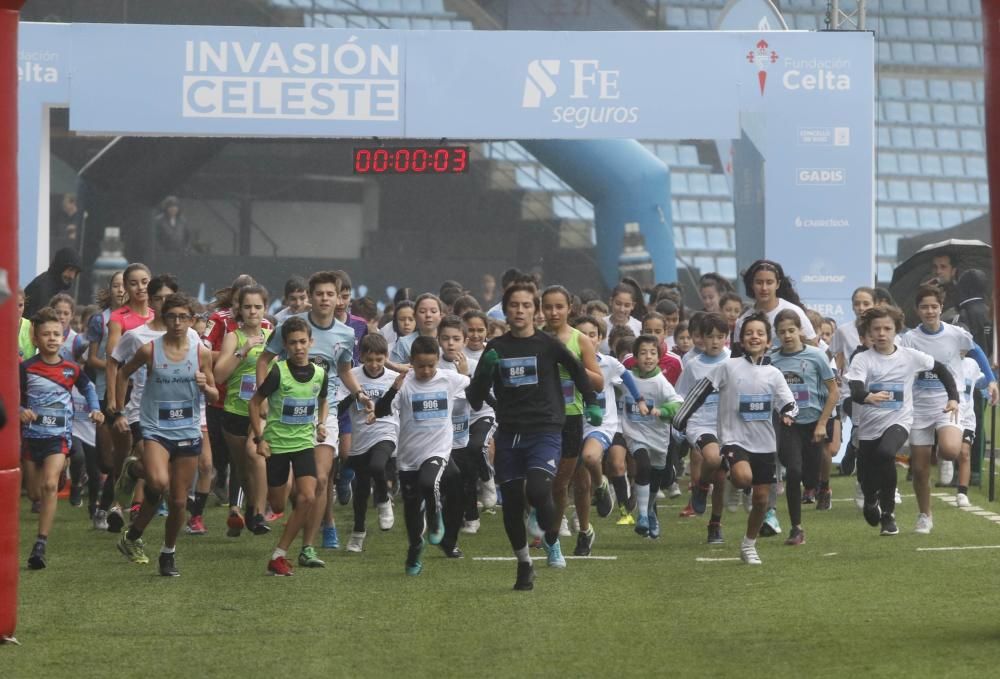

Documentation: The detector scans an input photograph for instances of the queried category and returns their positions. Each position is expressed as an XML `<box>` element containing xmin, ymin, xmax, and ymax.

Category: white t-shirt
<box><xmin>463</xmin><ymin>346</ymin><xmax>495</xmax><ymax>422</ymax></box>
<box><xmin>830</xmin><ymin>321</ymin><xmax>861</xmax><ymax>361</ymax></box>
<box><xmin>675</xmin><ymin>349</ymin><xmax>730</xmax><ymax>441</ymax></box>
<box><xmin>709</xmin><ymin>357</ymin><xmax>796</xmax><ymax>454</ymax></box>
<box><xmin>960</xmin><ymin>356</ymin><xmax>984</xmax><ymax>432</ymax></box>
<box><xmin>340</xmin><ymin>365</ymin><xmax>399</xmax><ymax>456</ymax></box>
<box><xmin>621</xmin><ymin>371</ymin><xmax>681</xmax><ymax>453</ymax></box>
<box><xmin>845</xmin><ymin>346</ymin><xmax>935</xmax><ymax>440</ymax></box>
<box><xmin>378</xmin><ymin>320</ymin><xmax>398</xmax><ymax>347</ymax></box>
<box><xmin>438</xmin><ymin>357</ymin><xmax>477</xmax><ymax>449</ymax></box>
<box><xmin>112</xmin><ymin>325</ymin><xmax>200</xmax><ymax>425</ymax></box>
<box><xmin>897</xmin><ymin>324</ymin><xmax>972</xmax><ymax>418</ymax></box>
<box><xmin>585</xmin><ymin>353</ymin><xmax>628</xmax><ymax>441</ymax></box>
<box><xmin>736</xmin><ymin>298</ymin><xmax>817</xmax><ymax>348</ymax></box>
<box><xmin>599</xmin><ymin>316</ymin><xmax>643</xmax><ymax>354</ymax></box>
<box><xmin>393</xmin><ymin>369</ymin><xmax>470</xmax><ymax>471</ymax></box>
<box><xmin>72</xmin><ymin>387</ymin><xmax>96</xmax><ymax>447</ymax></box>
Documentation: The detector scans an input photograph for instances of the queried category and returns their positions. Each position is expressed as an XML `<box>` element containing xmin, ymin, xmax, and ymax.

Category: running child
<box><xmin>462</xmin><ymin>309</ymin><xmax>499</xmax><ymax>514</ymax></box>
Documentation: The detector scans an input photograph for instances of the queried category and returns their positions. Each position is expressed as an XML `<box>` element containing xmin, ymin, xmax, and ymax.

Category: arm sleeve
<box><xmin>849</xmin><ymin>380</ymin><xmax>869</xmax><ymax>404</ymax></box>
<box><xmin>671</xmin><ymin>377</ymin><xmax>714</xmax><ymax>432</ymax></box>
<box><xmin>373</xmin><ymin>387</ymin><xmax>399</xmax><ymax>418</ymax></box>
<box><xmin>619</xmin><ymin>370</ymin><xmax>643</xmax><ymax>403</ymax></box>
<box><xmin>318</xmin><ymin>370</ymin><xmax>329</xmax><ymax>401</ymax></box>
<box><xmin>466</xmin><ymin>344</ymin><xmax>496</xmax><ymax>411</ymax></box>
<box><xmin>554</xmin><ymin>341</ymin><xmax>597</xmax><ymax>407</ymax></box>
<box><xmin>967</xmin><ymin>343</ymin><xmax>996</xmax><ymax>383</ymax></box>
<box><xmin>74</xmin><ymin>370</ymin><xmax>101</xmax><ymax>412</ymax></box>
<box><xmin>930</xmin><ymin>361</ymin><xmax>960</xmax><ymax>403</ymax></box>
<box><xmin>19</xmin><ymin>363</ymin><xmax>28</xmax><ymax>408</ymax></box>
<box><xmin>256</xmin><ymin>365</ymin><xmax>281</xmax><ymax>399</ymax></box>
<box><xmin>85</xmin><ymin>312</ymin><xmax>104</xmax><ymax>344</ymax></box>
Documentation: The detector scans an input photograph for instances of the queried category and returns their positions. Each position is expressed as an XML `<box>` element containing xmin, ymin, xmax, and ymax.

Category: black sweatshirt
<box><xmin>466</xmin><ymin>330</ymin><xmax>596</xmax><ymax>434</ymax></box>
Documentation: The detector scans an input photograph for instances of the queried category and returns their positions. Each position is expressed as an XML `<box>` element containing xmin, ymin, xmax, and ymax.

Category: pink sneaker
<box><xmin>185</xmin><ymin>515</ymin><xmax>207</xmax><ymax>535</ymax></box>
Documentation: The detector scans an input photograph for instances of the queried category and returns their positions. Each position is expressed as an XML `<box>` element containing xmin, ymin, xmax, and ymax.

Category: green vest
<box><xmin>18</xmin><ymin>317</ymin><xmax>36</xmax><ymax>361</ymax></box>
<box><xmin>558</xmin><ymin>327</ymin><xmax>584</xmax><ymax>415</ymax></box>
<box><xmin>264</xmin><ymin>360</ymin><xmax>326</xmax><ymax>454</ymax></box>
<box><xmin>224</xmin><ymin>327</ymin><xmax>272</xmax><ymax>417</ymax></box>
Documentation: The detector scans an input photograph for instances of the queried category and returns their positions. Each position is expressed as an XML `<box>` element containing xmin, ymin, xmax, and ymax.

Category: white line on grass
<box><xmin>916</xmin><ymin>545</ymin><xmax>1000</xmax><ymax>552</ymax></box>
<box><xmin>823</xmin><ymin>553</ymin><xmax>838</xmax><ymax>557</ymax></box>
<box><xmin>472</xmin><ymin>556</ymin><xmax>619</xmax><ymax>561</ymax></box>
<box><xmin>695</xmin><ymin>557</ymin><xmax>741</xmax><ymax>562</ymax></box>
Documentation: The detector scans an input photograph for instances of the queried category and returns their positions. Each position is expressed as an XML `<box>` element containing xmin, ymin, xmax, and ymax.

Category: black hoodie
<box><xmin>951</xmin><ymin>268</ymin><xmax>992</xmax><ymax>362</ymax></box>
<box><xmin>23</xmin><ymin>247</ymin><xmax>82</xmax><ymax>318</ymax></box>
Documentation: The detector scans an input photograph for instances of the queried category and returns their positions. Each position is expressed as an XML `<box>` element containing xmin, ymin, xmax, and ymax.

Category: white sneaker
<box><xmin>656</xmin><ymin>489</ymin><xmax>666</xmax><ymax>499</ymax></box>
<box><xmin>527</xmin><ymin>510</ymin><xmax>544</xmax><ymax>539</ymax></box>
<box><xmin>939</xmin><ymin>460</ymin><xmax>954</xmax><ymax>485</ymax></box>
<box><xmin>377</xmin><ymin>501</ymin><xmax>394</xmax><ymax>531</ymax></box>
<box><xmin>854</xmin><ymin>481</ymin><xmax>865</xmax><ymax>510</ymax></box>
<box><xmin>894</xmin><ymin>488</ymin><xmax>902</xmax><ymax>505</ymax></box>
<box><xmin>667</xmin><ymin>482</ymin><xmax>682</xmax><ymax>499</ymax></box>
<box><xmin>956</xmin><ymin>493</ymin><xmax>971</xmax><ymax>508</ymax></box>
<box><xmin>559</xmin><ymin>516</ymin><xmax>572</xmax><ymax>537</ymax></box>
<box><xmin>92</xmin><ymin>509</ymin><xmax>108</xmax><ymax>531</ymax></box>
<box><xmin>740</xmin><ymin>540</ymin><xmax>762</xmax><ymax>565</ymax></box>
<box><xmin>460</xmin><ymin>519</ymin><xmax>480</xmax><ymax>534</ymax></box>
<box><xmin>570</xmin><ymin>512</ymin><xmax>580</xmax><ymax>534</ymax></box>
<box><xmin>478</xmin><ymin>478</ymin><xmax>497</xmax><ymax>509</ymax></box>
<box><xmin>724</xmin><ymin>481</ymin><xmax>741</xmax><ymax>513</ymax></box>
<box><xmin>914</xmin><ymin>513</ymin><xmax>934</xmax><ymax>534</ymax></box>
<box><xmin>741</xmin><ymin>488</ymin><xmax>752</xmax><ymax>513</ymax></box>
<box><xmin>346</xmin><ymin>531</ymin><xmax>366</xmax><ymax>553</ymax></box>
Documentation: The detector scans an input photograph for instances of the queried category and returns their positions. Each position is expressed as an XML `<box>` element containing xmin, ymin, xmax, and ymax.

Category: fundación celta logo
<box><xmin>746</xmin><ymin>39</ymin><xmax>779</xmax><ymax>96</ymax></box>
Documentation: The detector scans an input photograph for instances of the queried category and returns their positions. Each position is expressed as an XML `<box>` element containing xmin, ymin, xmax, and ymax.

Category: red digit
<box><xmin>355</xmin><ymin>149</ymin><xmax>371</xmax><ymax>174</ymax></box>
<box><xmin>433</xmin><ymin>148</ymin><xmax>449</xmax><ymax>172</ymax></box>
<box><xmin>451</xmin><ymin>147</ymin><xmax>468</xmax><ymax>173</ymax></box>
<box><xmin>413</xmin><ymin>148</ymin><xmax>428</xmax><ymax>173</ymax></box>
<box><xmin>373</xmin><ymin>149</ymin><xmax>389</xmax><ymax>173</ymax></box>
<box><xmin>396</xmin><ymin>148</ymin><xmax>410</xmax><ymax>172</ymax></box>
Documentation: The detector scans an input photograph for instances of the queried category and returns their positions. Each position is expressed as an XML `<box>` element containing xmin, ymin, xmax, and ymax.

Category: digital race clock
<box><xmin>353</xmin><ymin>146</ymin><xmax>469</xmax><ymax>175</ymax></box>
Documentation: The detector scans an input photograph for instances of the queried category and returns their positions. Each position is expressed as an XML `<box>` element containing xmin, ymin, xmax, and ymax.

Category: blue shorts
<box><xmin>338</xmin><ymin>408</ymin><xmax>352</xmax><ymax>435</ymax></box>
<box><xmin>144</xmin><ymin>436</ymin><xmax>202</xmax><ymax>459</ymax></box>
<box><xmin>493</xmin><ymin>430</ymin><xmax>562</xmax><ymax>484</ymax></box>
<box><xmin>583</xmin><ymin>430</ymin><xmax>612</xmax><ymax>454</ymax></box>
<box><xmin>21</xmin><ymin>437</ymin><xmax>69</xmax><ymax>464</ymax></box>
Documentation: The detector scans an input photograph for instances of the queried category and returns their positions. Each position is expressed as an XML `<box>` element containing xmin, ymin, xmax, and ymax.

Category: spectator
<box><xmin>952</xmin><ymin>269</ymin><xmax>993</xmax><ymax>363</ymax></box>
<box><xmin>23</xmin><ymin>247</ymin><xmax>81</xmax><ymax>318</ymax></box>
<box><xmin>50</xmin><ymin>193</ymin><xmax>82</xmax><ymax>253</ymax></box>
<box><xmin>154</xmin><ymin>195</ymin><xmax>191</xmax><ymax>254</ymax></box>
<box><xmin>479</xmin><ymin>273</ymin><xmax>497</xmax><ymax>307</ymax></box>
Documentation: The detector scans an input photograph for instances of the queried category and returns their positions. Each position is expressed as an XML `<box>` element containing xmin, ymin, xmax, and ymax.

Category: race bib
<box><xmin>238</xmin><ymin>374</ymin><xmax>257</xmax><ymax>401</ymax></box>
<box><xmin>34</xmin><ymin>406</ymin><xmax>67</xmax><ymax>434</ymax></box>
<box><xmin>280</xmin><ymin>397</ymin><xmax>316</xmax><ymax>424</ymax></box>
<box><xmin>626</xmin><ymin>398</ymin><xmax>653</xmax><ymax>422</ymax></box>
<box><xmin>413</xmin><ymin>391</ymin><xmax>448</xmax><ymax>421</ymax></box>
<box><xmin>738</xmin><ymin>394</ymin><xmax>772</xmax><ymax>422</ymax></box>
<box><xmin>915</xmin><ymin>370</ymin><xmax>943</xmax><ymax>390</ymax></box>
<box><xmin>157</xmin><ymin>400</ymin><xmax>195</xmax><ymax>429</ymax></box>
<box><xmin>596</xmin><ymin>392</ymin><xmax>607</xmax><ymax>412</ymax></box>
<box><xmin>788</xmin><ymin>382</ymin><xmax>810</xmax><ymax>404</ymax></box>
<box><xmin>561</xmin><ymin>378</ymin><xmax>576</xmax><ymax>405</ymax></box>
<box><xmin>452</xmin><ymin>414</ymin><xmax>470</xmax><ymax>437</ymax></box>
<box><xmin>357</xmin><ymin>386</ymin><xmax>383</xmax><ymax>411</ymax></box>
<box><xmin>500</xmin><ymin>357</ymin><xmax>538</xmax><ymax>387</ymax></box>
<box><xmin>870</xmin><ymin>382</ymin><xmax>904</xmax><ymax>410</ymax></box>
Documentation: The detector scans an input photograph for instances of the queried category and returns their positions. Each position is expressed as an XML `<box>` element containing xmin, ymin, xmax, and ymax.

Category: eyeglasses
<box><xmin>163</xmin><ymin>313</ymin><xmax>192</xmax><ymax>323</ymax></box>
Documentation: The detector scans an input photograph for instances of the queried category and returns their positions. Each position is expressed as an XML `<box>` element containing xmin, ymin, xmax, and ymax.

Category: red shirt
<box><xmin>622</xmin><ymin>346</ymin><xmax>682</xmax><ymax>386</ymax></box>
<box><xmin>109</xmin><ymin>305</ymin><xmax>154</xmax><ymax>333</ymax></box>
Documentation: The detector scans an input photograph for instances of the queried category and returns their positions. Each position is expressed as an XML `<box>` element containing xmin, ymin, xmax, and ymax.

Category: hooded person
<box><xmin>951</xmin><ymin>268</ymin><xmax>993</xmax><ymax>363</ymax></box>
<box><xmin>22</xmin><ymin>247</ymin><xmax>81</xmax><ymax>318</ymax></box>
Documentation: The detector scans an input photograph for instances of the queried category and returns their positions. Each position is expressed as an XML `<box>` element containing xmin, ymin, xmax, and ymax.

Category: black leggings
<box><xmin>205</xmin><ymin>406</ymin><xmax>229</xmax><ymax>493</ymax></box>
<box><xmin>500</xmin><ymin>468</ymin><xmax>558</xmax><ymax>550</ymax></box>
<box><xmin>778</xmin><ymin>422</ymin><xmax>822</xmax><ymax>526</ymax></box>
<box><xmin>69</xmin><ymin>439</ymin><xmax>100</xmax><ymax>511</ymax></box>
<box><xmin>345</xmin><ymin>440</ymin><xmax>395</xmax><ymax>532</ymax></box>
<box><xmin>858</xmin><ymin>425</ymin><xmax>908</xmax><ymax>516</ymax></box>
<box><xmin>399</xmin><ymin>457</ymin><xmax>462</xmax><ymax>549</ymax></box>
<box><xmin>632</xmin><ymin>448</ymin><xmax>672</xmax><ymax>515</ymax></box>
<box><xmin>469</xmin><ymin>417</ymin><xmax>496</xmax><ymax>481</ymax></box>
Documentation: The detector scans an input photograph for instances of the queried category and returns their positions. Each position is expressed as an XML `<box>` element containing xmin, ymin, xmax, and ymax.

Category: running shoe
<box><xmin>69</xmin><ymin>484</ymin><xmax>83</xmax><ymax>508</ymax></box>
<box><xmin>724</xmin><ymin>482</ymin><xmax>742</xmax><ymax>513</ymax></box>
<box><xmin>559</xmin><ymin>516</ymin><xmax>572</xmax><ymax>537</ymax></box>
<box><xmin>249</xmin><ymin>514</ymin><xmax>271</xmax><ymax>536</ymax></box>
<box><xmin>405</xmin><ymin>539</ymin><xmax>425</xmax><ymax>576</ymax></box>
<box><xmin>616</xmin><ymin>506</ymin><xmax>635</xmax><ymax>526</ymax></box>
<box><xmin>92</xmin><ymin>509</ymin><xmax>109</xmax><ymax>531</ymax></box>
<box><xmin>157</xmin><ymin>500</ymin><xmax>168</xmax><ymax>517</ymax></box>
<box><xmin>880</xmin><ymin>513</ymin><xmax>899</xmax><ymax>536</ymax></box>
<box><xmin>117</xmin><ymin>534</ymin><xmax>149</xmax><ymax>564</ymax></box>
<box><xmin>914</xmin><ymin>513</ymin><xmax>933</xmax><ymax>535</ymax></box>
<box><xmin>529</xmin><ymin>536</ymin><xmax>542</xmax><ymax>549</ymax></box>
<box><xmin>707</xmin><ymin>522</ymin><xmax>724</xmax><ymax>545</ymax></box>
<box><xmin>667</xmin><ymin>482</ymin><xmax>682</xmax><ymax>498</ymax></box>
<box><xmin>648</xmin><ymin>511</ymin><xmax>661</xmax><ymax>539</ymax></box>
<box><xmin>346</xmin><ymin>531</ymin><xmax>366</xmax><ymax>553</ymax></box>
<box><xmin>377</xmin><ymin>501</ymin><xmax>395</xmax><ymax>531</ymax></box>
<box><xmin>513</xmin><ymin>561</ymin><xmax>535</xmax><ymax>591</ymax></box>
<box><xmin>634</xmin><ymin>514</ymin><xmax>650</xmax><ymax>538</ymax></box>
<box><xmin>322</xmin><ymin>524</ymin><xmax>340</xmax><ymax>549</ymax></box>
<box><xmin>106</xmin><ymin>505</ymin><xmax>125</xmax><ymax>533</ymax></box>
<box><xmin>816</xmin><ymin>488</ymin><xmax>832</xmax><ymax>511</ymax></box>
<box><xmin>939</xmin><ymin>460</ymin><xmax>954</xmax><ymax>485</ymax></box>
<box><xmin>573</xmin><ymin>527</ymin><xmax>595</xmax><ymax>556</ymax></box>
<box><xmin>336</xmin><ymin>467</ymin><xmax>354</xmax><ymax>506</ymax></box>
<box><xmin>184</xmin><ymin>515</ymin><xmax>207</xmax><ymax>535</ymax></box>
<box><xmin>740</xmin><ymin>541</ymin><xmax>762</xmax><ymax>565</ymax></box>
<box><xmin>478</xmin><ymin>478</ymin><xmax>498</xmax><ymax>509</ymax></box>
<box><xmin>159</xmin><ymin>552</ymin><xmax>179</xmax><ymax>577</ymax></box>
<box><xmin>760</xmin><ymin>508</ymin><xmax>781</xmax><ymax>537</ymax></box>
<box><xmin>691</xmin><ymin>483</ymin><xmax>710</xmax><ymax>515</ymax></box>
<box><xmin>267</xmin><ymin>556</ymin><xmax>294</xmax><ymax>576</ymax></box>
<box><xmin>298</xmin><ymin>545</ymin><xmax>325</xmax><ymax>568</ymax></box>
<box><xmin>741</xmin><ymin>488</ymin><xmax>752</xmax><ymax>513</ymax></box>
<box><xmin>571</xmin><ymin>512</ymin><xmax>581</xmax><ymax>535</ymax></box>
<box><xmin>460</xmin><ymin>519</ymin><xmax>480</xmax><ymax>535</ymax></box>
<box><xmin>679</xmin><ymin>503</ymin><xmax>696</xmax><ymax>518</ymax></box>
<box><xmin>428</xmin><ymin>514</ymin><xmax>445</xmax><ymax>545</ymax></box>
<box><xmin>226</xmin><ymin>511</ymin><xmax>244</xmax><ymax>538</ymax></box>
<box><xmin>27</xmin><ymin>541</ymin><xmax>47</xmax><ymax>570</ymax></box>
<box><xmin>115</xmin><ymin>456</ymin><xmax>140</xmax><ymax>508</ymax></box>
<box><xmin>840</xmin><ymin>444</ymin><xmax>856</xmax><ymax>476</ymax></box>
<box><xmin>801</xmin><ymin>489</ymin><xmax>816</xmax><ymax>505</ymax></box>
<box><xmin>862</xmin><ymin>500</ymin><xmax>881</xmax><ymax>527</ymax></box>
<box><xmin>854</xmin><ymin>481</ymin><xmax>865</xmax><ymax>510</ymax></box>
<box><xmin>440</xmin><ymin>544</ymin><xmax>464</xmax><ymax>559</ymax></box>
<box><xmin>956</xmin><ymin>492</ymin><xmax>971</xmax><ymax>508</ymax></box>
<box><xmin>543</xmin><ymin>538</ymin><xmax>566</xmax><ymax>568</ymax></box>
<box><xmin>30</xmin><ymin>500</ymin><xmax>41</xmax><ymax>514</ymax></box>
<box><xmin>656</xmin><ymin>489</ymin><xmax>666</xmax><ymax>499</ymax></box>
<box><xmin>264</xmin><ymin>507</ymin><xmax>283</xmax><ymax>522</ymax></box>
<box><xmin>894</xmin><ymin>488</ymin><xmax>903</xmax><ymax>505</ymax></box>
<box><xmin>784</xmin><ymin>526</ymin><xmax>805</xmax><ymax>546</ymax></box>
<box><xmin>594</xmin><ymin>478</ymin><xmax>614</xmax><ymax>518</ymax></box>
<box><xmin>526</xmin><ymin>509</ymin><xmax>544</xmax><ymax>539</ymax></box>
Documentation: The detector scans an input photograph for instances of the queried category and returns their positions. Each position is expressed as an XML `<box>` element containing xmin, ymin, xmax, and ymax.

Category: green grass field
<box><xmin>6</xmin><ymin>474</ymin><xmax>1000</xmax><ymax>678</ymax></box>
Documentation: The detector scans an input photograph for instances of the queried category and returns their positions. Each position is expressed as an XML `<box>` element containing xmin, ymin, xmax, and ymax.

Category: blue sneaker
<box><xmin>648</xmin><ymin>511</ymin><xmax>661</xmax><ymax>539</ymax></box>
<box><xmin>760</xmin><ymin>508</ymin><xmax>781</xmax><ymax>537</ymax></box>
<box><xmin>634</xmin><ymin>514</ymin><xmax>649</xmax><ymax>538</ymax></box>
<box><xmin>543</xmin><ymin>538</ymin><xmax>566</xmax><ymax>568</ymax></box>
<box><xmin>336</xmin><ymin>467</ymin><xmax>354</xmax><ymax>506</ymax></box>
<box><xmin>691</xmin><ymin>483</ymin><xmax>709</xmax><ymax>515</ymax></box>
<box><xmin>428</xmin><ymin>513</ymin><xmax>445</xmax><ymax>545</ymax></box>
<box><xmin>405</xmin><ymin>539</ymin><xmax>425</xmax><ymax>576</ymax></box>
<box><xmin>322</xmin><ymin>524</ymin><xmax>340</xmax><ymax>549</ymax></box>
<box><xmin>157</xmin><ymin>500</ymin><xmax>169</xmax><ymax>517</ymax></box>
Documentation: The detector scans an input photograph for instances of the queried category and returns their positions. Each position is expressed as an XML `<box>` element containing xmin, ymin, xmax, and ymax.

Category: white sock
<box><xmin>272</xmin><ymin>547</ymin><xmax>287</xmax><ymax>560</ymax></box>
<box><xmin>742</xmin><ymin>535</ymin><xmax>756</xmax><ymax>549</ymax></box>
<box><xmin>160</xmin><ymin>545</ymin><xmax>175</xmax><ymax>554</ymax></box>
<box><xmin>636</xmin><ymin>484</ymin><xmax>650</xmax><ymax>518</ymax></box>
<box><xmin>514</xmin><ymin>546</ymin><xmax>531</xmax><ymax>563</ymax></box>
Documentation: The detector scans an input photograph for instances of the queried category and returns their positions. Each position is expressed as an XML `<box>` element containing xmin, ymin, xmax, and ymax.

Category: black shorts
<box><xmin>266</xmin><ymin>449</ymin><xmax>317</xmax><ymax>486</ymax></box>
<box><xmin>721</xmin><ymin>445</ymin><xmax>776</xmax><ymax>485</ymax></box>
<box><xmin>222</xmin><ymin>410</ymin><xmax>251</xmax><ymax>437</ymax></box>
<box><xmin>129</xmin><ymin>421</ymin><xmax>143</xmax><ymax>442</ymax></box>
<box><xmin>560</xmin><ymin>414</ymin><xmax>584</xmax><ymax>460</ymax></box>
<box><xmin>611</xmin><ymin>432</ymin><xmax>627</xmax><ymax>449</ymax></box>
<box><xmin>338</xmin><ymin>408</ymin><xmax>352</xmax><ymax>435</ymax></box>
<box><xmin>144</xmin><ymin>436</ymin><xmax>201</xmax><ymax>459</ymax></box>
<box><xmin>695</xmin><ymin>433</ymin><xmax>719</xmax><ymax>450</ymax></box>
<box><xmin>22</xmin><ymin>437</ymin><xmax>69</xmax><ymax>464</ymax></box>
